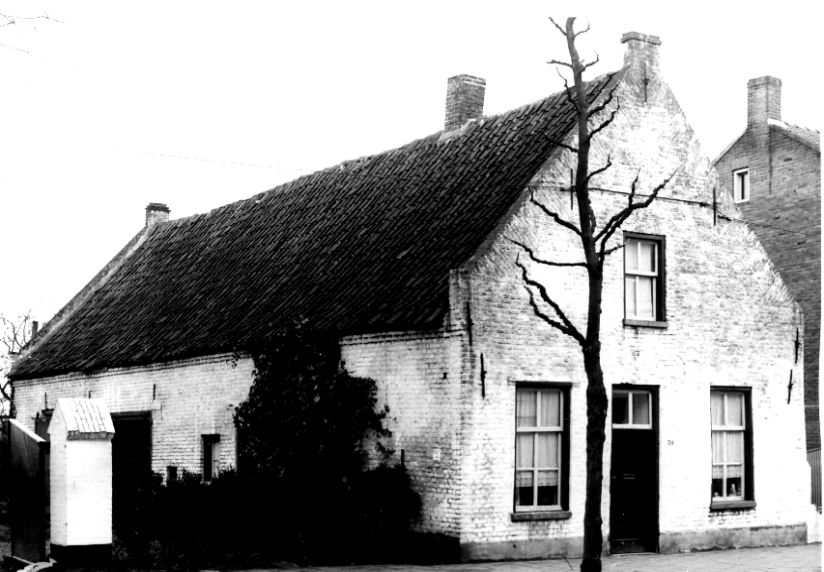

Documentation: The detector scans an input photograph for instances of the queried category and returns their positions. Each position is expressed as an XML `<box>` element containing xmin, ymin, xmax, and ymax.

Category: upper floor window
<box><xmin>733</xmin><ymin>168</ymin><xmax>749</xmax><ymax>203</ymax></box>
<box><xmin>624</xmin><ymin>234</ymin><xmax>666</xmax><ymax>326</ymax></box>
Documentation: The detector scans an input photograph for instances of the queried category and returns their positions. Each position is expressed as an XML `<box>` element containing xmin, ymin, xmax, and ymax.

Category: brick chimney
<box><xmin>621</xmin><ymin>32</ymin><xmax>661</xmax><ymax>100</ymax></box>
<box><xmin>444</xmin><ymin>74</ymin><xmax>486</xmax><ymax>132</ymax></box>
<box><xmin>747</xmin><ymin>76</ymin><xmax>782</xmax><ymax>127</ymax></box>
<box><xmin>145</xmin><ymin>202</ymin><xmax>170</xmax><ymax>226</ymax></box>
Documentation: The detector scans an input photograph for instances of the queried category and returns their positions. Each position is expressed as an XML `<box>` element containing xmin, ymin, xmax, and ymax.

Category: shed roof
<box><xmin>51</xmin><ymin>398</ymin><xmax>115</xmax><ymax>440</ymax></box>
<box><xmin>11</xmin><ymin>72</ymin><xmax>619</xmax><ymax>380</ymax></box>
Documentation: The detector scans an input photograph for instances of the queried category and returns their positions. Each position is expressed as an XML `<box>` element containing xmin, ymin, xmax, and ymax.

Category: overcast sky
<box><xmin>0</xmin><ymin>1</ymin><xmax>820</xmax><ymax>325</ymax></box>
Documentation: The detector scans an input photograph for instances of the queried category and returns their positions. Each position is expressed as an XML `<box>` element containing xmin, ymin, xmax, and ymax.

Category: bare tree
<box><xmin>0</xmin><ymin>311</ymin><xmax>35</xmax><ymax>417</ymax></box>
<box><xmin>510</xmin><ymin>18</ymin><xmax>676</xmax><ymax>572</ymax></box>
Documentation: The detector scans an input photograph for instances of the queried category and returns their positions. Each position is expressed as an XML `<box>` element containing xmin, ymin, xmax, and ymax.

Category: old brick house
<box><xmin>714</xmin><ymin>77</ymin><xmax>821</xmax><ymax>450</ymax></box>
<box><xmin>9</xmin><ymin>33</ymin><xmax>811</xmax><ymax>559</ymax></box>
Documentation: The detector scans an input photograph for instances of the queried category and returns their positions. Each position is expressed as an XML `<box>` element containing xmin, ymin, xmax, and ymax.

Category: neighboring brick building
<box><xmin>9</xmin><ymin>33</ymin><xmax>811</xmax><ymax>559</ymax></box>
<box><xmin>714</xmin><ymin>77</ymin><xmax>821</xmax><ymax>449</ymax></box>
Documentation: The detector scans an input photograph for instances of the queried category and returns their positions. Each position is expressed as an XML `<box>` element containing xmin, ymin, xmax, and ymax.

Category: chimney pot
<box><xmin>444</xmin><ymin>74</ymin><xmax>486</xmax><ymax>132</ymax></box>
<box><xmin>145</xmin><ymin>202</ymin><xmax>170</xmax><ymax>227</ymax></box>
<box><xmin>747</xmin><ymin>75</ymin><xmax>782</xmax><ymax>127</ymax></box>
<box><xmin>32</xmin><ymin>320</ymin><xmax>39</xmax><ymax>339</ymax></box>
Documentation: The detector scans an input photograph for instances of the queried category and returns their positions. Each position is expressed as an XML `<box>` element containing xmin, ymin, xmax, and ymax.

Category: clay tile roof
<box><xmin>768</xmin><ymin>119</ymin><xmax>821</xmax><ymax>152</ymax></box>
<box><xmin>10</xmin><ymin>72</ymin><xmax>620</xmax><ymax>380</ymax></box>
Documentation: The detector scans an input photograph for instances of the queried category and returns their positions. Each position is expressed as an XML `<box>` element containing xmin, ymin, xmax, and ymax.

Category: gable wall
<box><xmin>715</xmin><ymin>129</ymin><xmax>821</xmax><ymax>448</ymax></box>
<box><xmin>12</xmin><ymin>353</ymin><xmax>254</xmax><ymax>476</ymax></box>
<box><xmin>453</xmin><ymin>73</ymin><xmax>808</xmax><ymax>559</ymax></box>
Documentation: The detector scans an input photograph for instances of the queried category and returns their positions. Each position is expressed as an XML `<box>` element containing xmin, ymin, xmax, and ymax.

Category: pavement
<box><xmin>273</xmin><ymin>544</ymin><xmax>822</xmax><ymax>572</ymax></box>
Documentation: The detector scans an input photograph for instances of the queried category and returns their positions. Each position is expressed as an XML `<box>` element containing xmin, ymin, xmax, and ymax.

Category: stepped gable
<box><xmin>11</xmin><ymin>72</ymin><xmax>619</xmax><ymax>379</ymax></box>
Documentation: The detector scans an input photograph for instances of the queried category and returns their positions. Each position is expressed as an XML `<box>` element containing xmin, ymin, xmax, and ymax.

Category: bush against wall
<box><xmin>110</xmin><ymin>327</ymin><xmax>420</xmax><ymax>568</ymax></box>
<box><xmin>231</xmin><ymin>326</ymin><xmax>420</xmax><ymax>563</ymax></box>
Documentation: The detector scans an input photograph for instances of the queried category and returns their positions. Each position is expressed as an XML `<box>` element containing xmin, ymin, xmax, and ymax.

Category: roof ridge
<box><xmin>768</xmin><ymin>117</ymin><xmax>820</xmax><ymax>134</ymax></box>
<box><xmin>165</xmin><ymin>69</ymin><xmax>626</xmax><ymax>230</ymax></box>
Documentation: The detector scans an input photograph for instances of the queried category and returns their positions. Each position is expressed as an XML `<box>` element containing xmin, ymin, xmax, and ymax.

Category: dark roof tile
<box><xmin>11</xmin><ymin>73</ymin><xmax>619</xmax><ymax>379</ymax></box>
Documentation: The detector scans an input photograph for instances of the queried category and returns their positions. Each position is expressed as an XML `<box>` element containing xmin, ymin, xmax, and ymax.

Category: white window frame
<box><xmin>711</xmin><ymin>391</ymin><xmax>746</xmax><ymax>501</ymax></box>
<box><xmin>733</xmin><ymin>168</ymin><xmax>749</xmax><ymax>203</ymax></box>
<box><xmin>514</xmin><ymin>387</ymin><xmax>565</xmax><ymax>512</ymax></box>
<box><xmin>612</xmin><ymin>390</ymin><xmax>653</xmax><ymax>429</ymax></box>
<box><xmin>624</xmin><ymin>238</ymin><xmax>660</xmax><ymax>321</ymax></box>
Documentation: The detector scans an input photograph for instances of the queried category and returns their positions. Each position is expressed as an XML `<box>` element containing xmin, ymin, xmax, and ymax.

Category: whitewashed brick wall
<box><xmin>14</xmin><ymin>353</ymin><xmax>255</xmax><ymax>477</ymax></box>
<box><xmin>341</xmin><ymin>331</ymin><xmax>463</xmax><ymax>536</ymax></box>
<box><xmin>451</xmin><ymin>66</ymin><xmax>808</xmax><ymax>553</ymax></box>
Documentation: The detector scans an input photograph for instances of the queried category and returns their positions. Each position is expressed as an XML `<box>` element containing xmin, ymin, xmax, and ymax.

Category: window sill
<box><xmin>511</xmin><ymin>510</ymin><xmax>572</xmax><ymax>522</ymax></box>
<box><xmin>710</xmin><ymin>500</ymin><xmax>756</xmax><ymax>511</ymax></box>
<box><xmin>624</xmin><ymin>319</ymin><xmax>668</xmax><ymax>329</ymax></box>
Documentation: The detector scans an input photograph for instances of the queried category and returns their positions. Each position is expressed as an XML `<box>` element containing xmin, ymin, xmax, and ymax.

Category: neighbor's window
<box><xmin>711</xmin><ymin>390</ymin><xmax>753</xmax><ymax>504</ymax></box>
<box><xmin>733</xmin><ymin>168</ymin><xmax>749</xmax><ymax>203</ymax></box>
<box><xmin>203</xmin><ymin>434</ymin><xmax>220</xmax><ymax>482</ymax></box>
<box><xmin>515</xmin><ymin>387</ymin><xmax>568</xmax><ymax>511</ymax></box>
<box><xmin>624</xmin><ymin>235</ymin><xmax>665</xmax><ymax>324</ymax></box>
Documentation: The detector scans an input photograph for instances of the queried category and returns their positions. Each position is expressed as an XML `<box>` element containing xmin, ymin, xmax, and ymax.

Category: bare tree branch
<box><xmin>595</xmin><ymin>166</ymin><xmax>680</xmax><ymax>248</ymax></box>
<box><xmin>585</xmin><ymin>155</ymin><xmax>612</xmax><ymax>186</ymax></box>
<box><xmin>547</xmin><ymin>59</ymin><xmax>573</xmax><ymax>69</ymax></box>
<box><xmin>529</xmin><ymin>192</ymin><xmax>582</xmax><ymax>237</ymax></box>
<box><xmin>506</xmin><ymin>237</ymin><xmax>587</xmax><ymax>268</ymax></box>
<box><xmin>587</xmin><ymin>79</ymin><xmax>618</xmax><ymax>120</ymax></box>
<box><xmin>516</xmin><ymin>256</ymin><xmax>585</xmax><ymax>345</ymax></box>
<box><xmin>543</xmin><ymin>133</ymin><xmax>579</xmax><ymax>154</ymax></box>
<box><xmin>572</xmin><ymin>21</ymin><xmax>591</xmax><ymax>38</ymax></box>
<box><xmin>548</xmin><ymin>16</ymin><xmax>567</xmax><ymax>37</ymax></box>
<box><xmin>581</xmin><ymin>52</ymin><xmax>600</xmax><ymax>71</ymax></box>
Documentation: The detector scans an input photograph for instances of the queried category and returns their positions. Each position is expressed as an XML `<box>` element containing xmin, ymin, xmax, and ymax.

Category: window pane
<box><xmin>537</xmin><ymin>471</ymin><xmax>559</xmax><ymax>506</ymax></box>
<box><xmin>516</xmin><ymin>434</ymin><xmax>534</xmax><ymax>468</ymax></box>
<box><xmin>632</xmin><ymin>393</ymin><xmax>650</xmax><ymax>425</ymax></box>
<box><xmin>712</xmin><ymin>477</ymin><xmax>723</xmax><ymax>498</ymax></box>
<box><xmin>712</xmin><ymin>432</ymin><xmax>725</xmax><ymax>463</ymax></box>
<box><xmin>727</xmin><ymin>432</ymin><xmax>744</xmax><ymax>463</ymax></box>
<box><xmin>727</xmin><ymin>394</ymin><xmax>744</xmax><ymax>427</ymax></box>
<box><xmin>727</xmin><ymin>476</ymin><xmax>742</xmax><ymax>497</ymax></box>
<box><xmin>639</xmin><ymin>241</ymin><xmax>656</xmax><ymax>273</ymax></box>
<box><xmin>515</xmin><ymin>471</ymin><xmax>534</xmax><ymax>506</ymax></box>
<box><xmin>613</xmin><ymin>393</ymin><xmax>630</xmax><ymax>424</ymax></box>
<box><xmin>638</xmin><ymin>276</ymin><xmax>654</xmax><ymax>318</ymax></box>
<box><xmin>536</xmin><ymin>433</ymin><xmax>559</xmax><ymax>468</ymax></box>
<box><xmin>517</xmin><ymin>390</ymin><xmax>537</xmax><ymax>428</ymax></box>
<box><xmin>625</xmin><ymin>277</ymin><xmax>636</xmax><ymax>316</ymax></box>
<box><xmin>539</xmin><ymin>390</ymin><xmax>561</xmax><ymax>427</ymax></box>
<box><xmin>625</xmin><ymin>239</ymin><xmax>638</xmax><ymax>271</ymax></box>
<box><xmin>711</xmin><ymin>393</ymin><xmax>724</xmax><ymax>426</ymax></box>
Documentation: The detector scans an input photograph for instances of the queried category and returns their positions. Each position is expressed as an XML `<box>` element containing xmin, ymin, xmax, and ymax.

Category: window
<box><xmin>514</xmin><ymin>386</ymin><xmax>569</xmax><ymax>515</ymax></box>
<box><xmin>710</xmin><ymin>390</ymin><xmax>754</xmax><ymax>508</ymax></box>
<box><xmin>624</xmin><ymin>234</ymin><xmax>666</xmax><ymax>326</ymax></box>
<box><xmin>612</xmin><ymin>390</ymin><xmax>652</xmax><ymax>428</ymax></box>
<box><xmin>202</xmin><ymin>435</ymin><xmax>220</xmax><ymax>482</ymax></box>
<box><xmin>733</xmin><ymin>168</ymin><xmax>749</xmax><ymax>203</ymax></box>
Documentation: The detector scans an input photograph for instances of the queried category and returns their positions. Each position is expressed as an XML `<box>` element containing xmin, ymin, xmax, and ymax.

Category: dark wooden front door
<box><xmin>111</xmin><ymin>414</ymin><xmax>152</xmax><ymax>539</ymax></box>
<box><xmin>609</xmin><ymin>389</ymin><xmax>658</xmax><ymax>554</ymax></box>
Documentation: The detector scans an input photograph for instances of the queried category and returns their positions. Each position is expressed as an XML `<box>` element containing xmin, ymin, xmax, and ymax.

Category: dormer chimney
<box><xmin>747</xmin><ymin>76</ymin><xmax>782</xmax><ymax>127</ymax></box>
<box><xmin>621</xmin><ymin>32</ymin><xmax>661</xmax><ymax>101</ymax></box>
<box><xmin>145</xmin><ymin>202</ymin><xmax>170</xmax><ymax>227</ymax></box>
<box><xmin>444</xmin><ymin>74</ymin><xmax>486</xmax><ymax>132</ymax></box>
